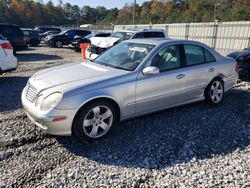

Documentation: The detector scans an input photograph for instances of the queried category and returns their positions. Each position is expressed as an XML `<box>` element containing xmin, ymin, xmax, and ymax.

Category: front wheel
<box><xmin>73</xmin><ymin>101</ymin><xmax>118</xmax><ymax>141</ymax></box>
<box><xmin>205</xmin><ymin>78</ymin><xmax>224</xmax><ymax>105</ymax></box>
<box><xmin>55</xmin><ymin>40</ymin><xmax>63</xmax><ymax>48</ymax></box>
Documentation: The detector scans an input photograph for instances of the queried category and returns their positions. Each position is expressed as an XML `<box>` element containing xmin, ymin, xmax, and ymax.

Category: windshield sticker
<box><xmin>81</xmin><ymin>63</ymin><xmax>108</xmax><ymax>72</ymax></box>
<box><xmin>129</xmin><ymin>47</ymin><xmax>148</xmax><ymax>53</ymax></box>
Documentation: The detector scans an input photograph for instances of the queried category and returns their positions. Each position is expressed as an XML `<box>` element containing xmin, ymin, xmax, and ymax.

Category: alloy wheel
<box><xmin>82</xmin><ymin>106</ymin><xmax>113</xmax><ymax>138</ymax></box>
<box><xmin>210</xmin><ymin>80</ymin><xmax>223</xmax><ymax>103</ymax></box>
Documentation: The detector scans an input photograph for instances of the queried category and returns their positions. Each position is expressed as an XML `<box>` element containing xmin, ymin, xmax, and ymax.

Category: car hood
<box><xmin>28</xmin><ymin>61</ymin><xmax>127</xmax><ymax>94</ymax></box>
<box><xmin>90</xmin><ymin>37</ymin><xmax>121</xmax><ymax>48</ymax></box>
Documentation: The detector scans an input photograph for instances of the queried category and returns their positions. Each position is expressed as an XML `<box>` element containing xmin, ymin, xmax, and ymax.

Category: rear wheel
<box><xmin>205</xmin><ymin>78</ymin><xmax>224</xmax><ymax>105</ymax></box>
<box><xmin>73</xmin><ymin>101</ymin><xmax>118</xmax><ymax>141</ymax></box>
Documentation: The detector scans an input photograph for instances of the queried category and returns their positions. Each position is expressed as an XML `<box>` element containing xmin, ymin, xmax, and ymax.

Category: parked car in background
<box><xmin>44</xmin><ymin>29</ymin><xmax>91</xmax><ymax>48</ymax></box>
<box><xmin>21</xmin><ymin>28</ymin><xmax>40</xmax><ymax>46</ymax></box>
<box><xmin>0</xmin><ymin>34</ymin><xmax>18</xmax><ymax>73</ymax></box>
<box><xmin>86</xmin><ymin>29</ymin><xmax>166</xmax><ymax>60</ymax></box>
<box><xmin>71</xmin><ymin>32</ymin><xmax>111</xmax><ymax>52</ymax></box>
<box><xmin>0</xmin><ymin>23</ymin><xmax>27</xmax><ymax>53</ymax></box>
<box><xmin>227</xmin><ymin>47</ymin><xmax>250</xmax><ymax>78</ymax></box>
<box><xmin>22</xmin><ymin>39</ymin><xmax>238</xmax><ymax>141</ymax></box>
<box><xmin>35</xmin><ymin>27</ymin><xmax>61</xmax><ymax>34</ymax></box>
<box><xmin>39</xmin><ymin>30</ymin><xmax>61</xmax><ymax>41</ymax></box>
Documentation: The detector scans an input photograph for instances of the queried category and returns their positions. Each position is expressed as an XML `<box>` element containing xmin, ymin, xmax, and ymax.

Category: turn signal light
<box><xmin>52</xmin><ymin>116</ymin><xmax>67</xmax><ymax>122</ymax></box>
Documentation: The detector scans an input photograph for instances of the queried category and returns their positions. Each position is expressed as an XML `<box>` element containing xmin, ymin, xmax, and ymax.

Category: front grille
<box><xmin>88</xmin><ymin>45</ymin><xmax>107</xmax><ymax>55</ymax></box>
<box><xmin>26</xmin><ymin>84</ymin><xmax>38</xmax><ymax>102</ymax></box>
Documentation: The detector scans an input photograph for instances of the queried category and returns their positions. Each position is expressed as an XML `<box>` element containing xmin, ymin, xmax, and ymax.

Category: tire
<box><xmin>55</xmin><ymin>40</ymin><xmax>63</xmax><ymax>48</ymax></box>
<box><xmin>30</xmin><ymin>39</ymin><xmax>39</xmax><ymax>47</ymax></box>
<box><xmin>73</xmin><ymin>101</ymin><xmax>118</xmax><ymax>141</ymax></box>
<box><xmin>205</xmin><ymin>78</ymin><xmax>224</xmax><ymax>105</ymax></box>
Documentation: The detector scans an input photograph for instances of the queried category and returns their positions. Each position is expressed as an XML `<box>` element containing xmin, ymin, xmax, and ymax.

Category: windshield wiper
<box><xmin>104</xmin><ymin>63</ymin><xmax>130</xmax><ymax>71</ymax></box>
<box><xmin>93</xmin><ymin>60</ymin><xmax>130</xmax><ymax>71</ymax></box>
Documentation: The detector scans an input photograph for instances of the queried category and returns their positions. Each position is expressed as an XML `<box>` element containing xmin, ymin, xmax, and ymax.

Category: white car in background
<box><xmin>0</xmin><ymin>34</ymin><xmax>18</xmax><ymax>73</ymax></box>
<box><xmin>85</xmin><ymin>29</ymin><xmax>166</xmax><ymax>60</ymax></box>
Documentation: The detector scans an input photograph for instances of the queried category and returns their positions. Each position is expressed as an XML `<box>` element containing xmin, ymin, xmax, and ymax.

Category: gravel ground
<box><xmin>0</xmin><ymin>46</ymin><xmax>249</xmax><ymax>187</ymax></box>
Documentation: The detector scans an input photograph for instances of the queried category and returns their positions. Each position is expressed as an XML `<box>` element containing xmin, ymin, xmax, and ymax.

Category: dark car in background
<box><xmin>40</xmin><ymin>30</ymin><xmax>61</xmax><ymax>41</ymax></box>
<box><xmin>0</xmin><ymin>23</ymin><xmax>27</xmax><ymax>53</ymax></box>
<box><xmin>44</xmin><ymin>29</ymin><xmax>91</xmax><ymax>48</ymax></box>
<box><xmin>21</xmin><ymin>28</ymin><xmax>40</xmax><ymax>46</ymax></box>
<box><xmin>71</xmin><ymin>32</ymin><xmax>111</xmax><ymax>52</ymax></box>
<box><xmin>35</xmin><ymin>27</ymin><xmax>61</xmax><ymax>34</ymax></box>
<box><xmin>227</xmin><ymin>47</ymin><xmax>250</xmax><ymax>79</ymax></box>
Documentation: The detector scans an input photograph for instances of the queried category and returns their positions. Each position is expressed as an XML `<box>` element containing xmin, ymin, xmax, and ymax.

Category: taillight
<box><xmin>235</xmin><ymin>64</ymin><xmax>240</xmax><ymax>73</ymax></box>
<box><xmin>1</xmin><ymin>42</ymin><xmax>12</xmax><ymax>49</ymax></box>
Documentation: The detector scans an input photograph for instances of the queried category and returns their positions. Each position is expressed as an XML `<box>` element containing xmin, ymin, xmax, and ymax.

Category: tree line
<box><xmin>0</xmin><ymin>0</ymin><xmax>249</xmax><ymax>28</ymax></box>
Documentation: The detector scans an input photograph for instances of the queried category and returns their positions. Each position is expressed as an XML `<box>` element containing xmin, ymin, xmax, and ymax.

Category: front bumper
<box><xmin>21</xmin><ymin>88</ymin><xmax>78</xmax><ymax>136</ymax></box>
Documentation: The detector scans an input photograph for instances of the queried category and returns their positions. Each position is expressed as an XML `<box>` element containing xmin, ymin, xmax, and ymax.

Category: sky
<box><xmin>43</xmin><ymin>0</ymin><xmax>148</xmax><ymax>9</ymax></box>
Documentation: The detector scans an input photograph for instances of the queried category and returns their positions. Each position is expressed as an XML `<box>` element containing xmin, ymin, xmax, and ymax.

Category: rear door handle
<box><xmin>176</xmin><ymin>73</ymin><xmax>186</xmax><ymax>79</ymax></box>
<box><xmin>208</xmin><ymin>68</ymin><xmax>215</xmax><ymax>72</ymax></box>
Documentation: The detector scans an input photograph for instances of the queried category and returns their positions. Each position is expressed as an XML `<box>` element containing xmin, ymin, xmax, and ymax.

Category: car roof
<box><xmin>115</xmin><ymin>29</ymin><xmax>165</xmax><ymax>34</ymax></box>
<box><xmin>0</xmin><ymin>23</ymin><xmax>19</xmax><ymax>27</ymax></box>
<box><xmin>21</xmin><ymin>28</ymin><xmax>36</xmax><ymax>31</ymax></box>
<box><xmin>35</xmin><ymin>26</ymin><xmax>60</xmax><ymax>29</ymax></box>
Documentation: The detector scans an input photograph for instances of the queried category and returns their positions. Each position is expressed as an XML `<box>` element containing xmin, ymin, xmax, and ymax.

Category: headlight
<box><xmin>35</xmin><ymin>95</ymin><xmax>44</xmax><ymax>107</ymax></box>
<box><xmin>40</xmin><ymin>92</ymin><xmax>62</xmax><ymax>111</ymax></box>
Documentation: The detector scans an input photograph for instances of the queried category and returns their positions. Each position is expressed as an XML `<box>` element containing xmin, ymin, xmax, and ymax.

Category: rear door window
<box><xmin>23</xmin><ymin>30</ymin><xmax>30</xmax><ymax>36</ymax></box>
<box><xmin>183</xmin><ymin>44</ymin><xmax>215</xmax><ymax>66</ymax></box>
<box><xmin>183</xmin><ymin>44</ymin><xmax>205</xmax><ymax>66</ymax></box>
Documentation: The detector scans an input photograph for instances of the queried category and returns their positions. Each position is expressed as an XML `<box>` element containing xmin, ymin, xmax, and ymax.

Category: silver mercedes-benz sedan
<box><xmin>22</xmin><ymin>39</ymin><xmax>238</xmax><ymax>141</ymax></box>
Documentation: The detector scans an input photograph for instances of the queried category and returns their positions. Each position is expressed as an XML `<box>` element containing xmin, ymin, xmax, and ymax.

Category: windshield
<box><xmin>85</xmin><ymin>34</ymin><xmax>93</xmax><ymax>39</ymax></box>
<box><xmin>94</xmin><ymin>42</ymin><xmax>155</xmax><ymax>71</ymax></box>
<box><xmin>59</xmin><ymin>30</ymin><xmax>67</xmax><ymax>35</ymax></box>
<box><xmin>111</xmin><ymin>31</ymin><xmax>134</xmax><ymax>40</ymax></box>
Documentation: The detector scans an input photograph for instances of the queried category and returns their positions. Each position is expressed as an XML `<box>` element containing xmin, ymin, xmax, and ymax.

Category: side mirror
<box><xmin>142</xmin><ymin>66</ymin><xmax>160</xmax><ymax>76</ymax></box>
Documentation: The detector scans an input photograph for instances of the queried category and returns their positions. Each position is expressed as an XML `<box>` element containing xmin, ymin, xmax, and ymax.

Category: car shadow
<box><xmin>16</xmin><ymin>53</ymin><xmax>62</xmax><ymax>62</ymax></box>
<box><xmin>0</xmin><ymin>76</ymin><xmax>29</xmax><ymax>112</ymax></box>
<box><xmin>57</xmin><ymin>87</ymin><xmax>250</xmax><ymax>169</ymax></box>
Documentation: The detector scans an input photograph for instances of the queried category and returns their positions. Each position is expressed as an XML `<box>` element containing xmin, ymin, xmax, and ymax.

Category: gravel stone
<box><xmin>0</xmin><ymin>46</ymin><xmax>249</xmax><ymax>187</ymax></box>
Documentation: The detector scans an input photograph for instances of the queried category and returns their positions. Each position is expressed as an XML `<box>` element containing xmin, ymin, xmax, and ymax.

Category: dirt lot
<box><xmin>0</xmin><ymin>46</ymin><xmax>250</xmax><ymax>187</ymax></box>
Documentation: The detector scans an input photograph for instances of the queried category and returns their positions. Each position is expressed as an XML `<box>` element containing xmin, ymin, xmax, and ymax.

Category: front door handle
<box><xmin>208</xmin><ymin>68</ymin><xmax>215</xmax><ymax>72</ymax></box>
<box><xmin>176</xmin><ymin>73</ymin><xmax>186</xmax><ymax>79</ymax></box>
